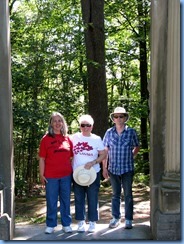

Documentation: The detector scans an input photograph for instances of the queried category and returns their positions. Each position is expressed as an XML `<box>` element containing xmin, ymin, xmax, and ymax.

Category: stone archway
<box><xmin>0</xmin><ymin>0</ymin><xmax>180</xmax><ymax>240</ymax></box>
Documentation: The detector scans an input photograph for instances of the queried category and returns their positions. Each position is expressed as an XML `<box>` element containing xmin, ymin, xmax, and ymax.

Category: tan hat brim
<box><xmin>110</xmin><ymin>113</ymin><xmax>129</xmax><ymax>122</ymax></box>
<box><xmin>73</xmin><ymin>165</ymin><xmax>97</xmax><ymax>186</ymax></box>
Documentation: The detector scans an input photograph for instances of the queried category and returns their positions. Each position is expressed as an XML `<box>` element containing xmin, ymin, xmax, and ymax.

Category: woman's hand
<box><xmin>39</xmin><ymin>157</ymin><xmax>47</xmax><ymax>187</ymax></box>
<box><xmin>84</xmin><ymin>161</ymin><xmax>95</xmax><ymax>169</ymax></box>
<box><xmin>40</xmin><ymin>175</ymin><xmax>48</xmax><ymax>187</ymax></box>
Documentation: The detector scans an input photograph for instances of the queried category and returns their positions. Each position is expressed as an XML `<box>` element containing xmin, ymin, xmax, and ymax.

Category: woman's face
<box><xmin>51</xmin><ymin>115</ymin><xmax>63</xmax><ymax>134</ymax></box>
<box><xmin>80</xmin><ymin>120</ymin><xmax>93</xmax><ymax>136</ymax></box>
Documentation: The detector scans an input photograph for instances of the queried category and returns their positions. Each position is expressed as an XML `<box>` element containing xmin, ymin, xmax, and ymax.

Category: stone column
<box><xmin>150</xmin><ymin>0</ymin><xmax>180</xmax><ymax>240</ymax></box>
<box><xmin>0</xmin><ymin>0</ymin><xmax>15</xmax><ymax>240</ymax></box>
<box><xmin>165</xmin><ymin>0</ymin><xmax>180</xmax><ymax>174</ymax></box>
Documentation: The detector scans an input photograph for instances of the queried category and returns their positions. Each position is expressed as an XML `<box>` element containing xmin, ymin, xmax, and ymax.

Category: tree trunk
<box><xmin>137</xmin><ymin>0</ymin><xmax>149</xmax><ymax>174</ymax></box>
<box><xmin>81</xmin><ymin>0</ymin><xmax>108</xmax><ymax>138</ymax></box>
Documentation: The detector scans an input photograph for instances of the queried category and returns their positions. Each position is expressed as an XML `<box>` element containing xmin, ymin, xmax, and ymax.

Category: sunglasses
<box><xmin>80</xmin><ymin>124</ymin><xmax>92</xmax><ymax>127</ymax></box>
<box><xmin>113</xmin><ymin>115</ymin><xmax>126</xmax><ymax>119</ymax></box>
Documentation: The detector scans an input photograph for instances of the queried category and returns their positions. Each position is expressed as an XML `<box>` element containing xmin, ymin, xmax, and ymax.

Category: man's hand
<box><xmin>102</xmin><ymin>168</ymin><xmax>109</xmax><ymax>179</ymax></box>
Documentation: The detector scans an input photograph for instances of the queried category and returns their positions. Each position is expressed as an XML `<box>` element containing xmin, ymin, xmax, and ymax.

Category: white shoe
<box><xmin>45</xmin><ymin>227</ymin><xmax>54</xmax><ymax>234</ymax></box>
<box><xmin>77</xmin><ymin>220</ymin><xmax>86</xmax><ymax>232</ymax></box>
<box><xmin>62</xmin><ymin>226</ymin><xmax>73</xmax><ymax>233</ymax></box>
<box><xmin>88</xmin><ymin>221</ymin><xmax>96</xmax><ymax>233</ymax></box>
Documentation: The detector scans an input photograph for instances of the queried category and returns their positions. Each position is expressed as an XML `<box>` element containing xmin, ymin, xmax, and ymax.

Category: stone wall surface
<box><xmin>0</xmin><ymin>0</ymin><xmax>15</xmax><ymax>240</ymax></box>
<box><xmin>150</xmin><ymin>0</ymin><xmax>180</xmax><ymax>240</ymax></box>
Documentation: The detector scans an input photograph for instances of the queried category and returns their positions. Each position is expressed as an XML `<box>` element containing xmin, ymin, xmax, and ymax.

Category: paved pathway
<box><xmin>13</xmin><ymin>183</ymin><xmax>151</xmax><ymax>241</ymax></box>
<box><xmin>13</xmin><ymin>222</ymin><xmax>151</xmax><ymax>241</ymax></box>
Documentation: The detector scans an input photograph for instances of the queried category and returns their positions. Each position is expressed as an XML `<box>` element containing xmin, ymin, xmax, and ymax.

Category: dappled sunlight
<box><xmin>14</xmin><ymin>187</ymin><xmax>151</xmax><ymax>240</ymax></box>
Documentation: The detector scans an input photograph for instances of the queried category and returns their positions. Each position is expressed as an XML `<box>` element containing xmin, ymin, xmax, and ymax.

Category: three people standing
<box><xmin>38</xmin><ymin>107</ymin><xmax>139</xmax><ymax>234</ymax></box>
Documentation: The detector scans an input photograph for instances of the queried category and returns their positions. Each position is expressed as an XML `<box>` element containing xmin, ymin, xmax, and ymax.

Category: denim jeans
<box><xmin>45</xmin><ymin>175</ymin><xmax>72</xmax><ymax>227</ymax></box>
<box><xmin>73</xmin><ymin>172</ymin><xmax>100</xmax><ymax>222</ymax></box>
<box><xmin>109</xmin><ymin>171</ymin><xmax>134</xmax><ymax>220</ymax></box>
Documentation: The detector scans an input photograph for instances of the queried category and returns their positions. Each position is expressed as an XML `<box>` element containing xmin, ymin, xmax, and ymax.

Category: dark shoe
<box><xmin>124</xmin><ymin>219</ymin><xmax>132</xmax><ymax>229</ymax></box>
<box><xmin>109</xmin><ymin>218</ymin><xmax>120</xmax><ymax>228</ymax></box>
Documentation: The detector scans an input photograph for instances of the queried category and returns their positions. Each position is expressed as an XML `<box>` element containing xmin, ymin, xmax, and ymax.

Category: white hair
<box><xmin>78</xmin><ymin>114</ymin><xmax>94</xmax><ymax>125</ymax></box>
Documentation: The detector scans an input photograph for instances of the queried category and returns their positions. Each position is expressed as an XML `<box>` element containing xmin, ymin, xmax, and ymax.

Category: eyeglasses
<box><xmin>80</xmin><ymin>124</ymin><xmax>92</xmax><ymax>127</ymax></box>
<box><xmin>113</xmin><ymin>115</ymin><xmax>126</xmax><ymax>119</ymax></box>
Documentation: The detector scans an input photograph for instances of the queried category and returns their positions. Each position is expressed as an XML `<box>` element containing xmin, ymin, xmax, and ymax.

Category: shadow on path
<box><xmin>13</xmin><ymin>182</ymin><xmax>151</xmax><ymax>241</ymax></box>
<box><xmin>14</xmin><ymin>223</ymin><xmax>151</xmax><ymax>241</ymax></box>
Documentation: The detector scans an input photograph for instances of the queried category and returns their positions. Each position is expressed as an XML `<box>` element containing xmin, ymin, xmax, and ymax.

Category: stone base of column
<box><xmin>152</xmin><ymin>211</ymin><xmax>180</xmax><ymax>240</ymax></box>
<box><xmin>152</xmin><ymin>173</ymin><xmax>180</xmax><ymax>240</ymax></box>
<box><xmin>0</xmin><ymin>214</ymin><xmax>11</xmax><ymax>240</ymax></box>
<box><xmin>159</xmin><ymin>174</ymin><xmax>180</xmax><ymax>214</ymax></box>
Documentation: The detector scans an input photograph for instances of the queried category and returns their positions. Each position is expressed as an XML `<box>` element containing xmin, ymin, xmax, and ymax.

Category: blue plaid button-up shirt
<box><xmin>103</xmin><ymin>125</ymin><xmax>139</xmax><ymax>175</ymax></box>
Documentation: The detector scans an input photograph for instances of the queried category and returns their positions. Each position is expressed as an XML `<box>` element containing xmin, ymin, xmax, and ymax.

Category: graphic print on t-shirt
<box><xmin>73</xmin><ymin>142</ymin><xmax>93</xmax><ymax>155</ymax></box>
<box><xmin>50</xmin><ymin>139</ymin><xmax>71</xmax><ymax>153</ymax></box>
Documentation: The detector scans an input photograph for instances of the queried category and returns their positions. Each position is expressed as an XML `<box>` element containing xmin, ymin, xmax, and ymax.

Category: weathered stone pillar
<box><xmin>0</xmin><ymin>0</ymin><xmax>15</xmax><ymax>240</ymax></box>
<box><xmin>150</xmin><ymin>0</ymin><xmax>180</xmax><ymax>240</ymax></box>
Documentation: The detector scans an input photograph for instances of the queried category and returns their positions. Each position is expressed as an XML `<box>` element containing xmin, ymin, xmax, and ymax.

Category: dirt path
<box><xmin>15</xmin><ymin>181</ymin><xmax>150</xmax><ymax>226</ymax></box>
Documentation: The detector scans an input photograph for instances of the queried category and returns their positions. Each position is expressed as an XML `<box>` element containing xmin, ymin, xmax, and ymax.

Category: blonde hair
<box><xmin>48</xmin><ymin>112</ymin><xmax>68</xmax><ymax>136</ymax></box>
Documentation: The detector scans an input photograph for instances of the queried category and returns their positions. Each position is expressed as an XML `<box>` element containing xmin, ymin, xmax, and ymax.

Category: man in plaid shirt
<box><xmin>102</xmin><ymin>107</ymin><xmax>140</xmax><ymax>229</ymax></box>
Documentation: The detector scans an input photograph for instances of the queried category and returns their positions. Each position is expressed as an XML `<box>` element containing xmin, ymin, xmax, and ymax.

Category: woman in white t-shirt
<box><xmin>70</xmin><ymin>114</ymin><xmax>106</xmax><ymax>233</ymax></box>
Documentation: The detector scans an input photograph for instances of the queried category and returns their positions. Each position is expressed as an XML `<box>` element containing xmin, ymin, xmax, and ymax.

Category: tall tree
<box><xmin>104</xmin><ymin>0</ymin><xmax>150</xmax><ymax>174</ymax></box>
<box><xmin>137</xmin><ymin>0</ymin><xmax>150</xmax><ymax>174</ymax></box>
<box><xmin>81</xmin><ymin>0</ymin><xmax>108</xmax><ymax>138</ymax></box>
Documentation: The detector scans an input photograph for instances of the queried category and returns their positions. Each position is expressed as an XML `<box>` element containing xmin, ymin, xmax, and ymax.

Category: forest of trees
<box><xmin>9</xmin><ymin>0</ymin><xmax>151</xmax><ymax>197</ymax></box>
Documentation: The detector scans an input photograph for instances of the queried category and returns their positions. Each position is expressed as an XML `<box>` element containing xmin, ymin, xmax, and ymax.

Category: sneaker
<box><xmin>88</xmin><ymin>221</ymin><xmax>96</xmax><ymax>233</ymax></box>
<box><xmin>109</xmin><ymin>217</ymin><xmax>120</xmax><ymax>228</ymax></box>
<box><xmin>77</xmin><ymin>220</ymin><xmax>86</xmax><ymax>232</ymax></box>
<box><xmin>62</xmin><ymin>226</ymin><xmax>73</xmax><ymax>233</ymax></box>
<box><xmin>45</xmin><ymin>227</ymin><xmax>54</xmax><ymax>234</ymax></box>
<box><xmin>125</xmin><ymin>219</ymin><xmax>132</xmax><ymax>229</ymax></box>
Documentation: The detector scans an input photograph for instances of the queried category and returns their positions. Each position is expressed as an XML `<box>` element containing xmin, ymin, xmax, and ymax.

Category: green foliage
<box><xmin>11</xmin><ymin>0</ymin><xmax>151</xmax><ymax>196</ymax></box>
<box><xmin>15</xmin><ymin>178</ymin><xmax>28</xmax><ymax>197</ymax></box>
<box><xmin>134</xmin><ymin>173</ymin><xmax>150</xmax><ymax>186</ymax></box>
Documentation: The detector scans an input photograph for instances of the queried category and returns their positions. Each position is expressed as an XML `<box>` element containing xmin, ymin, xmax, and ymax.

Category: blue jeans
<box><xmin>109</xmin><ymin>171</ymin><xmax>134</xmax><ymax>220</ymax></box>
<box><xmin>73</xmin><ymin>172</ymin><xmax>100</xmax><ymax>222</ymax></box>
<box><xmin>45</xmin><ymin>175</ymin><xmax>72</xmax><ymax>227</ymax></box>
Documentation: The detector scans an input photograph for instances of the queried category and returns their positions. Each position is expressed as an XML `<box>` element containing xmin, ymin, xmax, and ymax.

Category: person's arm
<box><xmin>102</xmin><ymin>147</ymin><xmax>109</xmax><ymax>179</ymax></box>
<box><xmin>133</xmin><ymin>146</ymin><xmax>140</xmax><ymax>157</ymax></box>
<box><xmin>39</xmin><ymin>157</ymin><xmax>48</xmax><ymax>185</ymax></box>
<box><xmin>84</xmin><ymin>149</ymin><xmax>107</xmax><ymax>169</ymax></box>
<box><xmin>132</xmin><ymin>129</ymin><xmax>140</xmax><ymax>157</ymax></box>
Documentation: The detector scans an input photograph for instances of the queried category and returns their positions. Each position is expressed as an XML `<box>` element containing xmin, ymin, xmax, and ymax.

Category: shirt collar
<box><xmin>112</xmin><ymin>124</ymin><xmax>128</xmax><ymax>133</ymax></box>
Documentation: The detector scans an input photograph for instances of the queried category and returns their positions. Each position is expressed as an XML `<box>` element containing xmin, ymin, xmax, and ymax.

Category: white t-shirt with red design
<box><xmin>71</xmin><ymin>132</ymin><xmax>105</xmax><ymax>172</ymax></box>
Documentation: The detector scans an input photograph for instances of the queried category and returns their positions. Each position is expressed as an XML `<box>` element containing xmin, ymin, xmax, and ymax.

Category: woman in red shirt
<box><xmin>39</xmin><ymin>112</ymin><xmax>73</xmax><ymax>234</ymax></box>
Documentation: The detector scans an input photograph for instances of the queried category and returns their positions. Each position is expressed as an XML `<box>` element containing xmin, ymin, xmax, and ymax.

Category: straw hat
<box><xmin>73</xmin><ymin>165</ymin><xmax>96</xmax><ymax>186</ymax></box>
<box><xmin>110</xmin><ymin>107</ymin><xmax>129</xmax><ymax>122</ymax></box>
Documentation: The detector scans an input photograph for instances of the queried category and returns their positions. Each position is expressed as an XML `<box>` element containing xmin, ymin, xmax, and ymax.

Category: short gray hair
<box><xmin>78</xmin><ymin>114</ymin><xmax>94</xmax><ymax>125</ymax></box>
